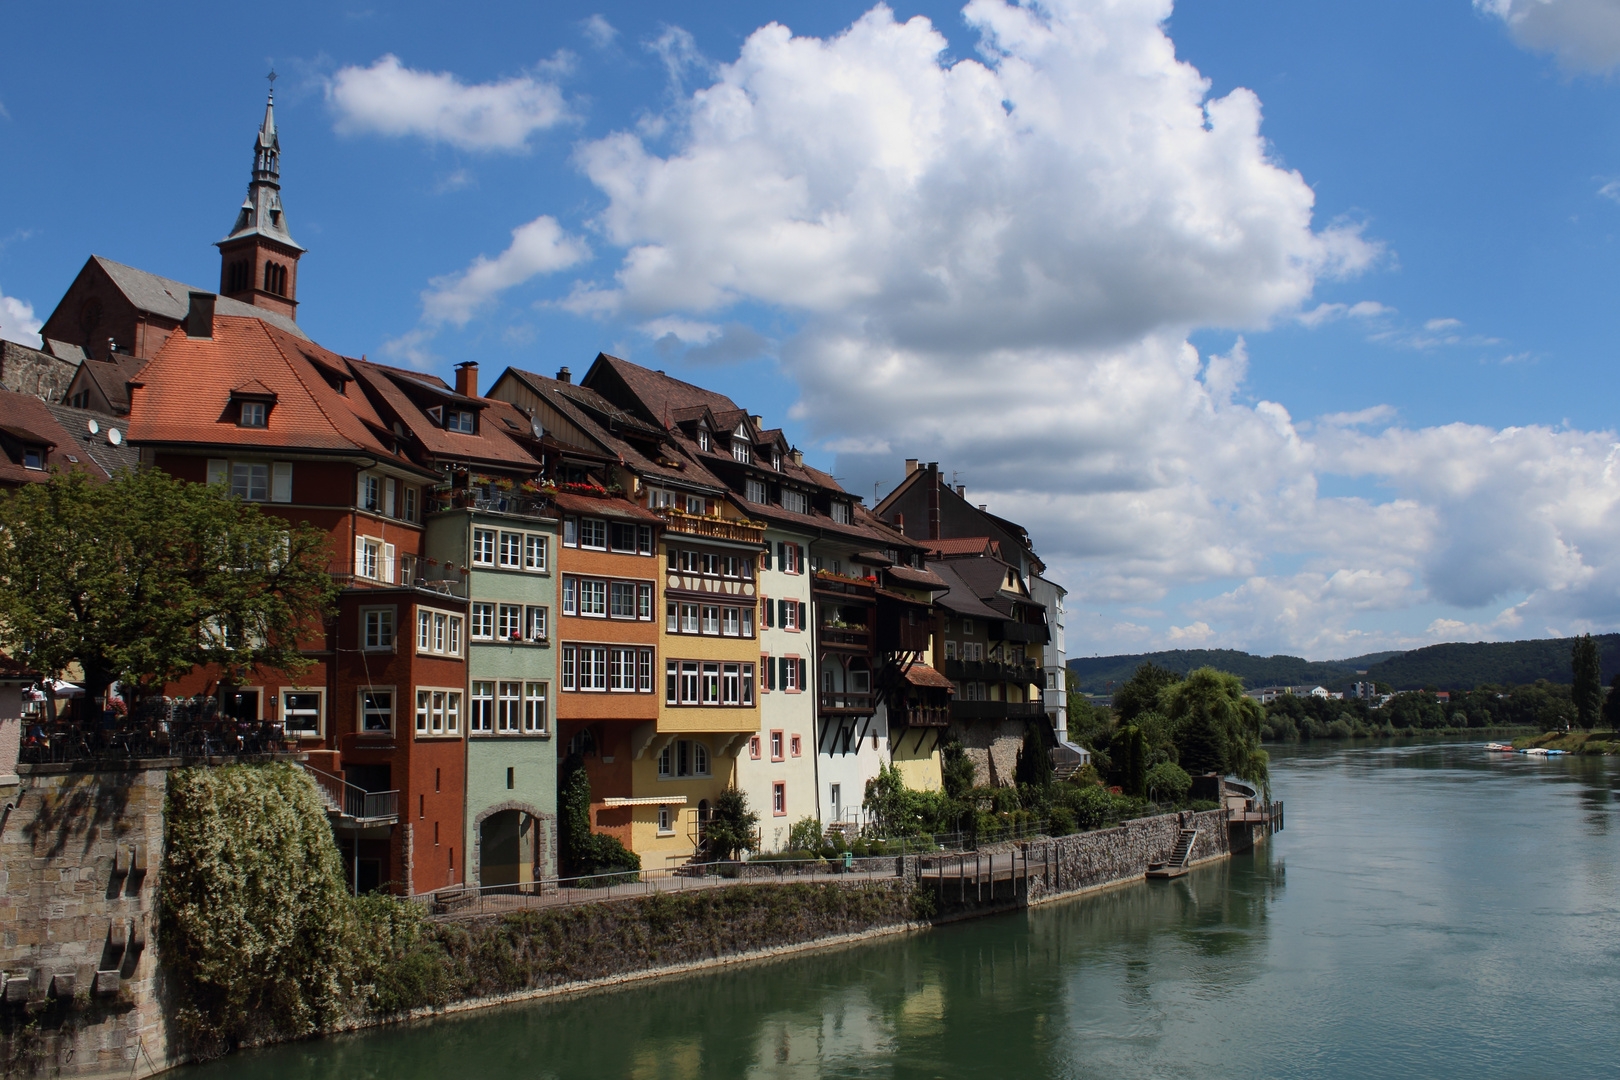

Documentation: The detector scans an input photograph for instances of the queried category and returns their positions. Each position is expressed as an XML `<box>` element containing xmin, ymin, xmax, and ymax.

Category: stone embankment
<box><xmin>0</xmin><ymin>762</ymin><xmax>1271</xmax><ymax>1079</ymax></box>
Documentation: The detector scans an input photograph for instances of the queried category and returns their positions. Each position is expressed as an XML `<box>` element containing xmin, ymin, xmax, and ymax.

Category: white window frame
<box><xmin>524</xmin><ymin>682</ymin><xmax>549</xmax><ymax>734</ymax></box>
<box><xmin>470</xmin><ymin>603</ymin><xmax>495</xmax><ymax>641</ymax></box>
<box><xmin>499</xmin><ymin>531</ymin><xmax>524</xmax><ymax>568</ymax></box>
<box><xmin>526</xmin><ymin>605</ymin><xmax>548</xmax><ymax>642</ymax></box>
<box><xmin>746</xmin><ymin>479</ymin><xmax>768</xmax><ymax>504</ymax></box>
<box><xmin>472</xmin><ymin>528</ymin><xmax>497</xmax><ymax>566</ymax></box>
<box><xmin>415</xmin><ymin>687</ymin><xmax>462</xmax><ymax>737</ymax></box>
<box><xmin>524</xmin><ymin>534</ymin><xmax>548</xmax><ymax>572</ymax></box>
<box><xmin>579</xmin><ymin>518</ymin><xmax>607</xmax><ymax>550</ymax></box>
<box><xmin>470</xmin><ymin>681</ymin><xmax>495</xmax><ymax>733</ymax></box>
<box><xmin>497</xmin><ymin>681</ymin><xmax>522</xmax><ymax>733</ymax></box>
<box><xmin>280</xmin><ymin>688</ymin><xmax>324</xmax><ymax>738</ymax></box>
<box><xmin>783</xmin><ymin>490</ymin><xmax>808</xmax><ymax>515</ymax></box>
<box><xmin>415</xmin><ymin>606</ymin><xmax>465</xmax><ymax>657</ymax></box>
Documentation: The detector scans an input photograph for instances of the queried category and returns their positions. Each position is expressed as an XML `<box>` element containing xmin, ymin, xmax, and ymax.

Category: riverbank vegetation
<box><xmin>1512</xmin><ymin>730</ymin><xmax>1620</xmax><ymax>755</ymax></box>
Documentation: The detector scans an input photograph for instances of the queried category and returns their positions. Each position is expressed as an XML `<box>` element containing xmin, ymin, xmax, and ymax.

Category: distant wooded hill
<box><xmin>1067</xmin><ymin>636</ymin><xmax>1620</xmax><ymax>693</ymax></box>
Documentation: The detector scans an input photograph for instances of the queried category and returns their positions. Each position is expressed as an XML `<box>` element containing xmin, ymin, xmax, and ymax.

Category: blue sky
<box><xmin>4</xmin><ymin>0</ymin><xmax>1620</xmax><ymax>660</ymax></box>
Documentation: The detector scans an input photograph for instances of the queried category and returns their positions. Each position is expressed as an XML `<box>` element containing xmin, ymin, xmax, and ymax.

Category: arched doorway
<box><xmin>479</xmin><ymin>808</ymin><xmax>540</xmax><ymax>887</ymax></box>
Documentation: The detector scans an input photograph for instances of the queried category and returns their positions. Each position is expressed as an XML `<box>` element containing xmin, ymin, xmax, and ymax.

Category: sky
<box><xmin>3</xmin><ymin>0</ymin><xmax>1620</xmax><ymax>661</ymax></box>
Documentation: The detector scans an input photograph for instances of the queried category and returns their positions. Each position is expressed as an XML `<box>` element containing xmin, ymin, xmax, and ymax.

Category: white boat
<box><xmin>1522</xmin><ymin>747</ymin><xmax>1550</xmax><ymax>756</ymax></box>
<box><xmin>1484</xmin><ymin>742</ymin><xmax>1514</xmax><ymax>751</ymax></box>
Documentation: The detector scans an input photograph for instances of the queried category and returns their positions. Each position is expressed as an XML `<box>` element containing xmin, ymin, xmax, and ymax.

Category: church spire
<box><xmin>217</xmin><ymin>75</ymin><xmax>305</xmax><ymax>320</ymax></box>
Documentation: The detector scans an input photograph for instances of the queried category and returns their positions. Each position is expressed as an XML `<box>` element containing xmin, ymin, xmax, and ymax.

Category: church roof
<box><xmin>218</xmin><ymin>90</ymin><xmax>303</xmax><ymax>253</ymax></box>
<box><xmin>88</xmin><ymin>256</ymin><xmax>308</xmax><ymax>339</ymax></box>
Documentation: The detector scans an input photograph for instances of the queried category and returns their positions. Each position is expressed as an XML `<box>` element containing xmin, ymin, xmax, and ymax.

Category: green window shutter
<box><xmin>798</xmin><ymin>658</ymin><xmax>807</xmax><ymax>691</ymax></box>
<box><xmin>797</xmin><ymin>601</ymin><xmax>807</xmax><ymax>629</ymax></box>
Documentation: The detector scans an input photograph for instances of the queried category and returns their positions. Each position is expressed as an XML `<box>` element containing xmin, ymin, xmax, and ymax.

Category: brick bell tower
<box><xmin>216</xmin><ymin>77</ymin><xmax>305</xmax><ymax>320</ymax></box>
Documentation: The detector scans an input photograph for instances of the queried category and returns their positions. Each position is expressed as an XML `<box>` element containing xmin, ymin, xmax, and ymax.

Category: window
<box><xmin>610</xmin><ymin>522</ymin><xmax>638</xmax><ymax>553</ymax></box>
<box><xmin>779</xmin><ymin>543</ymin><xmax>801</xmax><ymax>574</ymax></box>
<box><xmin>658</xmin><ymin>805</ymin><xmax>674</xmax><ymax>834</ymax></box>
<box><xmin>638</xmin><ymin>583</ymin><xmax>653</xmax><ymax>621</ymax></box>
<box><xmin>701</xmin><ymin>663</ymin><xmax>721</xmax><ymax>705</ymax></box>
<box><xmin>658</xmin><ymin>739</ymin><xmax>712</xmax><ymax>778</ymax></box>
<box><xmin>497</xmin><ymin>682</ymin><xmax>522</xmax><ymax>733</ymax></box>
<box><xmin>770</xmin><ymin>731</ymin><xmax>784</xmax><ymax>760</ymax></box>
<box><xmin>647</xmin><ymin>487</ymin><xmax>675</xmax><ymax>510</ymax></box>
<box><xmin>722</xmin><ymin>664</ymin><xmax>742</xmax><ymax>705</ymax></box>
<box><xmin>579</xmin><ymin>518</ymin><xmax>607</xmax><ymax>550</ymax></box>
<box><xmin>681</xmin><ymin>603</ymin><xmax>699</xmax><ymax>634</ymax></box>
<box><xmin>471</xmin><ymin>682</ymin><xmax>494</xmax><ymax>733</ymax></box>
<box><xmin>416</xmin><ymin>608</ymin><xmax>464</xmax><ymax>656</ymax></box>
<box><xmin>282</xmin><ymin>690</ymin><xmax>322</xmax><ymax>735</ymax></box>
<box><xmin>499</xmin><ymin>532</ymin><xmax>523</xmax><ymax>568</ymax></box>
<box><xmin>667</xmin><ymin>601</ymin><xmax>679</xmax><ymax>632</ymax></box>
<box><xmin>700</xmin><ymin>553</ymin><xmax>720</xmax><ymax>577</ymax></box>
<box><xmin>610</xmin><ymin>582</ymin><xmax>638</xmax><ymax>619</ymax></box>
<box><xmin>697</xmin><ymin>428</ymin><xmax>712</xmax><ymax>452</ymax></box>
<box><xmin>579</xmin><ymin>579</ymin><xmax>607</xmax><ymax>616</ymax></box>
<box><xmin>361</xmin><ymin>690</ymin><xmax>393</xmax><ymax>733</ymax></box>
<box><xmin>472</xmin><ymin>529</ymin><xmax>497</xmax><ymax>565</ymax></box>
<box><xmin>526</xmin><ymin>606</ymin><xmax>548</xmax><ymax>641</ymax></box>
<box><xmin>471</xmin><ymin>603</ymin><xmax>495</xmax><ymax>640</ymax></box>
<box><xmin>782</xmin><ymin>600</ymin><xmax>799</xmax><ymax>631</ymax></box>
<box><xmin>398</xmin><ymin>553</ymin><xmax>417</xmax><ymax>586</ymax></box>
<box><xmin>746</xmin><ymin>479</ymin><xmax>768</xmax><ymax>504</ymax></box>
<box><xmin>415</xmin><ymin>689</ymin><xmax>462</xmax><ymax>735</ymax></box>
<box><xmin>356</xmin><ymin>537</ymin><xmax>385</xmax><ymax>581</ymax></box>
<box><xmin>749</xmin><ymin>736</ymin><xmax>761</xmax><ymax>759</ymax></box>
<box><xmin>790</xmin><ymin>735</ymin><xmax>802</xmax><ymax>757</ymax></box>
<box><xmin>22</xmin><ymin>447</ymin><xmax>44</xmax><ymax>470</ymax></box>
<box><xmin>638</xmin><ymin>525</ymin><xmax>654</xmax><ymax>555</ymax></box>
<box><xmin>732</xmin><ymin>440</ymin><xmax>751</xmax><ymax>464</ymax></box>
<box><xmin>686</xmin><ymin>495</ymin><xmax>706</xmax><ymax>515</ymax></box>
<box><xmin>404</xmin><ymin>487</ymin><xmax>419</xmax><ymax>523</ymax></box>
<box><xmin>962</xmin><ymin>618</ymin><xmax>975</xmax><ymax>635</ymax></box>
<box><xmin>524</xmin><ymin>683</ymin><xmax>548</xmax><ymax>734</ymax></box>
<box><xmin>363</xmin><ymin>608</ymin><xmax>395</xmax><ymax>650</ymax></box>
<box><xmin>498</xmin><ymin>604</ymin><xmax>523</xmax><ymax>641</ymax></box>
<box><xmin>239</xmin><ymin>401</ymin><xmax>267</xmax><ymax>428</ymax></box>
<box><xmin>702</xmin><ymin>606</ymin><xmax>720</xmax><ymax>635</ymax></box>
<box><xmin>742</xmin><ymin>607</ymin><xmax>755</xmax><ymax>637</ymax></box>
<box><xmin>360</xmin><ymin>474</ymin><xmax>380</xmax><ymax>511</ymax></box>
<box><xmin>722</xmin><ymin>608</ymin><xmax>740</xmax><ymax>637</ymax></box>
<box><xmin>524</xmin><ymin>534</ymin><xmax>547</xmax><ymax>572</ymax></box>
<box><xmin>944</xmin><ymin>640</ymin><xmax>957</xmax><ymax>660</ymax></box>
<box><xmin>445</xmin><ymin>410</ymin><xmax>475</xmax><ymax>433</ymax></box>
<box><xmin>722</xmin><ymin>556</ymin><xmax>741</xmax><ymax>579</ymax></box>
<box><xmin>234</xmin><ymin>463</ymin><xmax>270</xmax><ymax>502</ymax></box>
<box><xmin>563</xmin><ymin>518</ymin><xmax>578</xmax><ymax>547</ymax></box>
<box><xmin>784</xmin><ymin>657</ymin><xmax>800</xmax><ymax>692</ymax></box>
<box><xmin>772</xmin><ymin>451</ymin><xmax>782</xmax><ymax>471</ymax></box>
<box><xmin>610</xmin><ymin>648</ymin><xmax>642</xmax><ymax>692</ymax></box>
<box><xmin>831</xmin><ymin>501</ymin><xmax>851</xmax><ymax>524</ymax></box>
<box><xmin>561</xmin><ymin>645</ymin><xmax>612</xmax><ymax>691</ymax></box>
<box><xmin>783</xmin><ymin>490</ymin><xmax>808</xmax><ymax>514</ymax></box>
<box><xmin>676</xmin><ymin>550</ymin><xmax>700</xmax><ymax>574</ymax></box>
<box><xmin>562</xmin><ymin>577</ymin><xmax>576</xmax><ymax>615</ymax></box>
<box><xmin>773</xmin><ymin>783</ymin><xmax>786</xmax><ymax>816</ymax></box>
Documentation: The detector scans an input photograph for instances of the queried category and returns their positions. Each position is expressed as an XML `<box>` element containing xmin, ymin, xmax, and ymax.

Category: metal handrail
<box><xmin>300</xmin><ymin>763</ymin><xmax>399</xmax><ymax>822</ymax></box>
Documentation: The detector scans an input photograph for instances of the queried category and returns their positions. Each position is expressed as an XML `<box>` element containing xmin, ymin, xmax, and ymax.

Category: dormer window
<box><xmin>782</xmin><ymin>490</ymin><xmax>808</xmax><ymax>514</ymax></box>
<box><xmin>240</xmin><ymin>402</ymin><xmax>267</xmax><ymax>428</ymax></box>
<box><xmin>697</xmin><ymin>428</ymin><xmax>711</xmax><ymax>452</ymax></box>
<box><xmin>772</xmin><ymin>451</ymin><xmax>782</xmax><ymax>471</ymax></box>
<box><xmin>731</xmin><ymin>440</ymin><xmax>751</xmax><ymax>464</ymax></box>
<box><xmin>446</xmin><ymin>410</ymin><xmax>475</xmax><ymax>433</ymax></box>
<box><xmin>230</xmin><ymin>384</ymin><xmax>277</xmax><ymax>427</ymax></box>
<box><xmin>22</xmin><ymin>446</ymin><xmax>44</xmax><ymax>470</ymax></box>
<box><xmin>831</xmin><ymin>501</ymin><xmax>851</xmax><ymax>524</ymax></box>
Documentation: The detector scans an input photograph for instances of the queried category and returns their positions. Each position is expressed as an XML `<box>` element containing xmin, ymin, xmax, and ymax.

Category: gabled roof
<box><xmin>125</xmin><ymin>316</ymin><xmax>410</xmax><ymax>464</ymax></box>
<box><xmin>70</xmin><ymin>355</ymin><xmax>148</xmax><ymax>415</ymax></box>
<box><xmin>347</xmin><ymin>360</ymin><xmax>539</xmax><ymax>472</ymax></box>
<box><xmin>43</xmin><ymin>402</ymin><xmax>140</xmax><ymax>477</ymax></box>
<box><xmin>78</xmin><ymin>256</ymin><xmax>309</xmax><ymax>340</ymax></box>
<box><xmin>927</xmin><ymin>559</ymin><xmax>1014</xmax><ymax>621</ymax></box>
<box><xmin>926</xmin><ymin>536</ymin><xmax>1000</xmax><ymax>558</ymax></box>
<box><xmin>585</xmin><ymin>353</ymin><xmax>742</xmax><ymax>429</ymax></box>
<box><xmin>903</xmin><ymin>663</ymin><xmax>955</xmax><ymax>690</ymax></box>
<box><xmin>0</xmin><ymin>389</ymin><xmax>111</xmax><ymax>485</ymax></box>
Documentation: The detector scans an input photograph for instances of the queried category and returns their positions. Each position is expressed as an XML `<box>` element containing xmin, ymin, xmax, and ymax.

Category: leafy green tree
<box><xmin>1113</xmin><ymin>662</ymin><xmax>1182</xmax><ymax>724</ymax></box>
<box><xmin>1603</xmin><ymin>674</ymin><xmax>1620</xmax><ymax>730</ymax></box>
<box><xmin>1162</xmin><ymin>667</ymin><xmax>1268</xmax><ymax>792</ymax></box>
<box><xmin>940</xmin><ymin>738</ymin><xmax>977</xmax><ymax>799</ymax></box>
<box><xmin>1571</xmin><ymin>633</ymin><xmax>1602</xmax><ymax>728</ymax></box>
<box><xmin>1014</xmin><ymin>721</ymin><xmax>1053</xmax><ymax>793</ymax></box>
<box><xmin>557</xmin><ymin>753</ymin><xmax>593</xmax><ymax>876</ymax></box>
<box><xmin>1145</xmin><ymin>760</ymin><xmax>1192</xmax><ymax>803</ymax></box>
<box><xmin>701</xmin><ymin>788</ymin><xmax>759</xmax><ymax>861</ymax></box>
<box><xmin>864</xmin><ymin>761</ymin><xmax>923</xmax><ymax>836</ymax></box>
<box><xmin>787</xmin><ymin>816</ymin><xmax>824</xmax><ymax>851</ymax></box>
<box><xmin>0</xmin><ymin>468</ymin><xmax>337</xmax><ymax>702</ymax></box>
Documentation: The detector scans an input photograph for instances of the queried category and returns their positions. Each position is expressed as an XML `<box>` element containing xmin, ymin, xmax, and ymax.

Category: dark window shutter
<box><xmin>777</xmin><ymin>598</ymin><xmax>787</xmax><ymax>626</ymax></box>
<box><xmin>798</xmin><ymin>602</ymin><xmax>807</xmax><ymax>629</ymax></box>
<box><xmin>776</xmin><ymin>542</ymin><xmax>785</xmax><ymax>568</ymax></box>
<box><xmin>796</xmin><ymin>544</ymin><xmax>805</xmax><ymax>570</ymax></box>
<box><xmin>765</xmin><ymin>599</ymin><xmax>775</xmax><ymax>628</ymax></box>
<box><xmin>762</xmin><ymin>545</ymin><xmax>772</xmax><ymax>571</ymax></box>
<box><xmin>798</xmin><ymin>658</ymin><xmax>807</xmax><ymax>691</ymax></box>
<box><xmin>765</xmin><ymin>657</ymin><xmax>775</xmax><ymax>690</ymax></box>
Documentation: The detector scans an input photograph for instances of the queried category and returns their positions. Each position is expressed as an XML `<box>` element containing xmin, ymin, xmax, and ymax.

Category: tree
<box><xmin>1014</xmin><ymin>721</ymin><xmax>1053</xmax><ymax>793</ymax></box>
<box><xmin>0</xmin><ymin>468</ymin><xmax>337</xmax><ymax>702</ymax></box>
<box><xmin>1603</xmin><ymin>674</ymin><xmax>1620</xmax><ymax>731</ymax></box>
<box><xmin>557</xmin><ymin>753</ymin><xmax>593</xmax><ymax>876</ymax></box>
<box><xmin>940</xmin><ymin>738</ymin><xmax>977</xmax><ymax>799</ymax></box>
<box><xmin>701</xmin><ymin>788</ymin><xmax>759</xmax><ymax>861</ymax></box>
<box><xmin>1145</xmin><ymin>760</ymin><xmax>1192</xmax><ymax>804</ymax></box>
<box><xmin>1162</xmin><ymin>667</ymin><xmax>1269</xmax><ymax>793</ymax></box>
<box><xmin>1571</xmin><ymin>633</ymin><xmax>1602</xmax><ymax>729</ymax></box>
<box><xmin>1113</xmin><ymin>662</ymin><xmax>1182</xmax><ymax>725</ymax></box>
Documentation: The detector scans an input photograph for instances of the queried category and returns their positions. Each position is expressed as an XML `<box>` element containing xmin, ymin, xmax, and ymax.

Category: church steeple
<box><xmin>217</xmin><ymin>77</ymin><xmax>305</xmax><ymax>320</ymax></box>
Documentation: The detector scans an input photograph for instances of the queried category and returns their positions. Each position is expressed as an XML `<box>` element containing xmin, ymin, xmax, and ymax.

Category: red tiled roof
<box><xmin>347</xmin><ymin>360</ymin><xmax>539</xmax><ymax>472</ymax></box>
<box><xmin>925</xmin><ymin>537</ymin><xmax>1000</xmax><ymax>557</ymax></box>
<box><xmin>0</xmin><ymin>388</ymin><xmax>111</xmax><ymax>485</ymax></box>
<box><xmin>886</xmin><ymin>563</ymin><xmax>949</xmax><ymax>589</ymax></box>
<box><xmin>589</xmin><ymin>353</ymin><xmax>743</xmax><ymax>427</ymax></box>
<box><xmin>125</xmin><ymin>317</ymin><xmax>407</xmax><ymax>463</ymax></box>
<box><xmin>552</xmin><ymin>491</ymin><xmax>663</xmax><ymax>522</ymax></box>
<box><xmin>903</xmin><ymin>663</ymin><xmax>955</xmax><ymax>690</ymax></box>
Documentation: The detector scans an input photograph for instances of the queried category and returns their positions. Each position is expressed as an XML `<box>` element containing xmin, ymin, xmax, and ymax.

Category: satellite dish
<box><xmin>530</xmin><ymin>416</ymin><xmax>545</xmax><ymax>440</ymax></box>
<box><xmin>86</xmin><ymin>419</ymin><xmax>99</xmax><ymax>435</ymax></box>
<box><xmin>108</xmin><ymin>428</ymin><xmax>123</xmax><ymax>446</ymax></box>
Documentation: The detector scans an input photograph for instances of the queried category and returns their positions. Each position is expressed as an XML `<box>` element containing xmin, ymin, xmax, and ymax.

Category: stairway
<box><xmin>1146</xmin><ymin>828</ymin><xmax>1199</xmax><ymax>879</ymax></box>
<box><xmin>1050</xmin><ymin>740</ymin><xmax>1088</xmax><ymax>781</ymax></box>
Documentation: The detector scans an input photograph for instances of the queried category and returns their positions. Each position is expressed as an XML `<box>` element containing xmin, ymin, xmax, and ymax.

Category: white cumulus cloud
<box><xmin>1477</xmin><ymin>0</ymin><xmax>1620</xmax><ymax>72</ymax></box>
<box><xmin>0</xmin><ymin>288</ymin><xmax>42</xmax><ymax>348</ymax></box>
<box><xmin>328</xmin><ymin>54</ymin><xmax>569</xmax><ymax>151</ymax></box>
<box><xmin>422</xmin><ymin>215</ymin><xmax>589</xmax><ymax>327</ymax></box>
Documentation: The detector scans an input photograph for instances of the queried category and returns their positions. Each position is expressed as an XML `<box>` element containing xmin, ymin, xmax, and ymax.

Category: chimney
<box><xmin>557</xmin><ymin>366</ymin><xmax>571</xmax><ymax>384</ymax></box>
<box><xmin>979</xmin><ymin>504</ymin><xmax>987</xmax><ymax>512</ymax></box>
<box><xmin>790</xmin><ymin>448</ymin><xmax>804</xmax><ymax>467</ymax></box>
<box><xmin>454</xmin><ymin>361</ymin><xmax>479</xmax><ymax>398</ymax></box>
<box><xmin>926</xmin><ymin>462</ymin><xmax>941</xmax><ymax>541</ymax></box>
<box><xmin>956</xmin><ymin>484</ymin><xmax>966</xmax><ymax>497</ymax></box>
<box><xmin>893</xmin><ymin>512</ymin><xmax>905</xmax><ymax>532</ymax></box>
<box><xmin>186</xmin><ymin>292</ymin><xmax>215</xmax><ymax>339</ymax></box>
<box><xmin>905</xmin><ymin>458</ymin><xmax>918</xmax><ymax>477</ymax></box>
<box><xmin>750</xmin><ymin>414</ymin><xmax>762</xmax><ymax>427</ymax></box>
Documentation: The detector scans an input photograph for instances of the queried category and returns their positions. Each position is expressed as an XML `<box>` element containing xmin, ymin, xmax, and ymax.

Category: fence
<box><xmin>415</xmin><ymin>856</ymin><xmax>908</xmax><ymax>920</ymax></box>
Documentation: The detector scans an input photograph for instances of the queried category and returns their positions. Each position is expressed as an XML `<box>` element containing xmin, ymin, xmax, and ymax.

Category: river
<box><xmin>207</xmin><ymin>741</ymin><xmax>1620</xmax><ymax>1079</ymax></box>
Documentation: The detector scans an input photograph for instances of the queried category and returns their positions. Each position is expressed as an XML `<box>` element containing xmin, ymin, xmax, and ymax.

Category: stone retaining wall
<box><xmin>1024</xmin><ymin>808</ymin><xmax>1236</xmax><ymax>904</ymax></box>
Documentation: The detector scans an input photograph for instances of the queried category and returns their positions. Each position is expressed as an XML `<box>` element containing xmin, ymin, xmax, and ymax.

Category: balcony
<box><xmin>818</xmin><ymin>624</ymin><xmax>872</xmax><ymax>651</ymax></box>
<box><xmin>302</xmin><ymin>764</ymin><xmax>399</xmax><ymax>826</ymax></box>
<box><xmin>653</xmin><ymin>507</ymin><xmax>767</xmax><ymax>544</ymax></box>
<box><xmin>994</xmin><ymin>619</ymin><xmax>1049</xmax><ymax>645</ymax></box>
<box><xmin>430</xmin><ymin>490</ymin><xmax>556</xmax><ymax>521</ymax></box>
<box><xmin>943</xmin><ymin>658</ymin><xmax>1041</xmax><ymax>686</ymax></box>
<box><xmin>896</xmin><ymin>705</ymin><xmax>951</xmax><ymax>728</ymax></box>
<box><xmin>819</xmin><ymin>690</ymin><xmax>876</xmax><ymax>717</ymax></box>
<box><xmin>948</xmin><ymin>700</ymin><xmax>1047</xmax><ymax>722</ymax></box>
<box><xmin>812</xmin><ymin>571</ymin><xmax>877</xmax><ymax>599</ymax></box>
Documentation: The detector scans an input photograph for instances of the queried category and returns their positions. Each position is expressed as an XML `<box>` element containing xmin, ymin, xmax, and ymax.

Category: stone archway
<box><xmin>470</xmin><ymin>801</ymin><xmax>555</xmax><ymax>889</ymax></box>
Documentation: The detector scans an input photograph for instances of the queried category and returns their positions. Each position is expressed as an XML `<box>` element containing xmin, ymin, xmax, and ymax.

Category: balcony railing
<box><xmin>948</xmin><ymin>700</ymin><xmax>1047</xmax><ymax>722</ymax></box>
<box><xmin>819</xmin><ymin>690</ymin><xmax>876</xmax><ymax>716</ymax></box>
<box><xmin>653</xmin><ymin>507</ymin><xmax>767</xmax><ymax>543</ymax></box>
<box><xmin>301</xmin><ymin>763</ymin><xmax>399</xmax><ymax>824</ymax></box>
<box><xmin>812</xmin><ymin>571</ymin><xmax>877</xmax><ymax>598</ymax></box>
<box><xmin>995</xmin><ymin>620</ymin><xmax>1049</xmax><ymax>645</ymax></box>
<box><xmin>430</xmin><ymin>491</ymin><xmax>556</xmax><ymax>520</ymax></box>
<box><xmin>818</xmin><ymin>625</ymin><xmax>872</xmax><ymax>650</ymax></box>
<box><xmin>943</xmin><ymin>658</ymin><xmax>1041</xmax><ymax>685</ymax></box>
<box><xmin>897</xmin><ymin>705</ymin><xmax>951</xmax><ymax>728</ymax></box>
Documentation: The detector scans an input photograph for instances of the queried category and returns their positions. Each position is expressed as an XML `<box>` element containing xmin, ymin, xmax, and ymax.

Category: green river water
<box><xmin>205</xmin><ymin>741</ymin><xmax>1620</xmax><ymax>1079</ymax></box>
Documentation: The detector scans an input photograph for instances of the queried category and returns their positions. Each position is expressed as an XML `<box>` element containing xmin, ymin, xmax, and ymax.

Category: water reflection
<box><xmin>211</xmin><ymin>740</ymin><xmax>1620</xmax><ymax>1080</ymax></box>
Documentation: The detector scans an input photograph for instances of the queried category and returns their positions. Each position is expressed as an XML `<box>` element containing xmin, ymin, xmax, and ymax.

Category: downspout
<box><xmin>807</xmin><ymin>533</ymin><xmax>823</xmax><ymax>825</ymax></box>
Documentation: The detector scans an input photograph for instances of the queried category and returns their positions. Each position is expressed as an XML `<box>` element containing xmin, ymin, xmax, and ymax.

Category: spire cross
<box><xmin>266</xmin><ymin>69</ymin><xmax>277</xmax><ymax>95</ymax></box>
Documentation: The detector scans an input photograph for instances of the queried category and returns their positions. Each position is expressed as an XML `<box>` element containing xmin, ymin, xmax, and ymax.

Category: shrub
<box><xmin>1048</xmin><ymin>806</ymin><xmax>1077</xmax><ymax>836</ymax></box>
<box><xmin>1327</xmin><ymin>719</ymin><xmax>1354</xmax><ymax>740</ymax></box>
<box><xmin>788</xmin><ymin>816</ymin><xmax>824</xmax><ymax>851</ymax></box>
<box><xmin>941</xmin><ymin>739</ymin><xmax>977</xmax><ymax>798</ymax></box>
<box><xmin>1144</xmin><ymin>761</ymin><xmax>1192</xmax><ymax>804</ymax></box>
<box><xmin>702</xmin><ymin>788</ymin><xmax>760</xmax><ymax>861</ymax></box>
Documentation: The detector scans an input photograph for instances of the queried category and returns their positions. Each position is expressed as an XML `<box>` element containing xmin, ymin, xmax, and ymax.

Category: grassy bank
<box><xmin>1512</xmin><ymin>730</ymin><xmax>1620</xmax><ymax>754</ymax></box>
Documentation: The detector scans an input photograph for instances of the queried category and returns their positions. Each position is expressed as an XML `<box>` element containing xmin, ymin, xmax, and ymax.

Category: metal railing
<box><xmin>414</xmin><ymin>856</ymin><xmax>906</xmax><ymax>920</ymax></box>
<box><xmin>300</xmin><ymin>763</ymin><xmax>399</xmax><ymax>823</ymax></box>
<box><xmin>17</xmin><ymin>699</ymin><xmax>295</xmax><ymax>766</ymax></box>
<box><xmin>653</xmin><ymin>507</ymin><xmax>767</xmax><ymax>542</ymax></box>
<box><xmin>949</xmin><ymin>700</ymin><xmax>1046</xmax><ymax>721</ymax></box>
